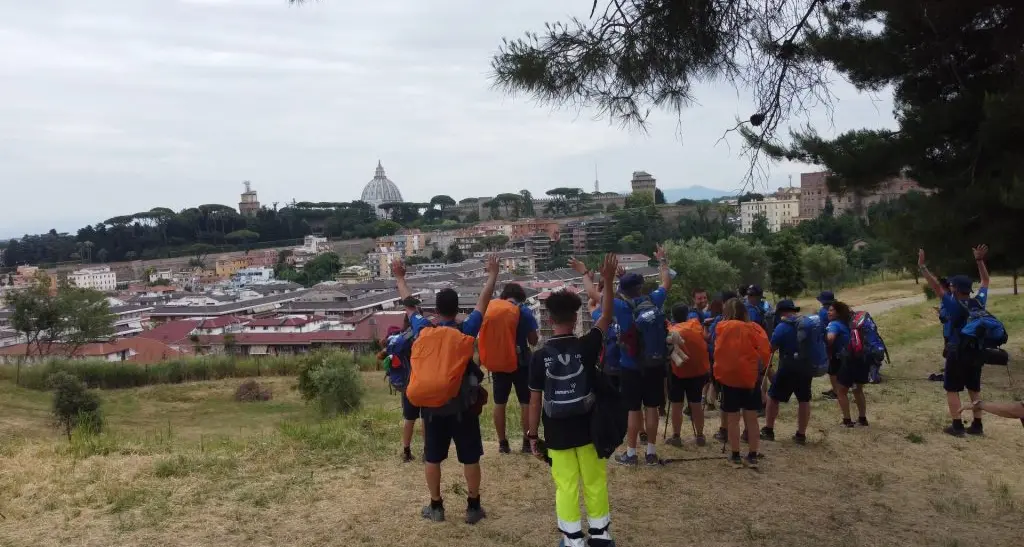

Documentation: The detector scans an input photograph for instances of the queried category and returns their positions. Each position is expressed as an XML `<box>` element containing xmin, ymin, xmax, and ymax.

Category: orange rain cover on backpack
<box><xmin>713</xmin><ymin>320</ymin><xmax>771</xmax><ymax>389</ymax></box>
<box><xmin>478</xmin><ymin>299</ymin><xmax>522</xmax><ymax>373</ymax></box>
<box><xmin>406</xmin><ymin>326</ymin><xmax>477</xmax><ymax>408</ymax></box>
<box><xmin>669</xmin><ymin>319</ymin><xmax>710</xmax><ymax>379</ymax></box>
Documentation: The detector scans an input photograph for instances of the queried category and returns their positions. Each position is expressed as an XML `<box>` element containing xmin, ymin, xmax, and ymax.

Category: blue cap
<box><xmin>619</xmin><ymin>272</ymin><xmax>644</xmax><ymax>292</ymax></box>
<box><xmin>949</xmin><ymin>275</ymin><xmax>973</xmax><ymax>294</ymax></box>
<box><xmin>817</xmin><ymin>291</ymin><xmax>835</xmax><ymax>304</ymax></box>
<box><xmin>776</xmin><ymin>299</ymin><xmax>800</xmax><ymax>313</ymax></box>
<box><xmin>746</xmin><ymin>285</ymin><xmax>764</xmax><ymax>297</ymax></box>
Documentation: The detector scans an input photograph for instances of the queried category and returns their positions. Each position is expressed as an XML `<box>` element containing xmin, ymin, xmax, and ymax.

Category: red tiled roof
<box><xmin>0</xmin><ymin>337</ymin><xmax>185</xmax><ymax>363</ymax></box>
<box><xmin>196</xmin><ymin>316</ymin><xmax>246</xmax><ymax>329</ymax></box>
<box><xmin>195</xmin><ymin>312</ymin><xmax>408</xmax><ymax>346</ymax></box>
<box><xmin>137</xmin><ymin>320</ymin><xmax>200</xmax><ymax>345</ymax></box>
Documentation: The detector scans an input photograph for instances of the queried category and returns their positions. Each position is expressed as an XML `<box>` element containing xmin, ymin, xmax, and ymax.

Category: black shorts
<box><xmin>943</xmin><ymin>348</ymin><xmax>983</xmax><ymax>393</ymax></box>
<box><xmin>720</xmin><ymin>384</ymin><xmax>761</xmax><ymax>413</ymax></box>
<box><xmin>837</xmin><ymin>356</ymin><xmax>869</xmax><ymax>388</ymax></box>
<box><xmin>620</xmin><ymin>366</ymin><xmax>666</xmax><ymax>411</ymax></box>
<box><xmin>401</xmin><ymin>392</ymin><xmax>420</xmax><ymax>421</ymax></box>
<box><xmin>768</xmin><ymin>367</ymin><xmax>812</xmax><ymax>403</ymax></box>
<box><xmin>492</xmin><ymin>367</ymin><xmax>530</xmax><ymax>405</ymax></box>
<box><xmin>668</xmin><ymin>374</ymin><xmax>708</xmax><ymax>404</ymax></box>
<box><xmin>828</xmin><ymin>356</ymin><xmax>842</xmax><ymax>376</ymax></box>
<box><xmin>423</xmin><ymin>412</ymin><xmax>483</xmax><ymax>465</ymax></box>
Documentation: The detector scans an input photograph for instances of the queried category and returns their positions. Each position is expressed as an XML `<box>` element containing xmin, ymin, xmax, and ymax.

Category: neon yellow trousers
<box><xmin>548</xmin><ymin>443</ymin><xmax>611</xmax><ymax>539</ymax></box>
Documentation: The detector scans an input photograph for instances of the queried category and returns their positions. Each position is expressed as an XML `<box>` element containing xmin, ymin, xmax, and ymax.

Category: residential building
<box><xmin>148</xmin><ymin>289</ymin><xmax>309</xmax><ymax>324</ymax></box>
<box><xmin>299</xmin><ymin>235</ymin><xmax>330</xmax><ymax>255</ymax></box>
<box><xmin>0</xmin><ymin>337</ymin><xmax>186</xmax><ymax>365</ymax></box>
<box><xmin>375</xmin><ymin>229</ymin><xmax>424</xmax><ymax>258</ymax></box>
<box><xmin>562</xmin><ymin>216</ymin><xmax>616</xmax><ymax>255</ymax></box>
<box><xmin>239</xmin><ymin>180</ymin><xmax>260</xmax><ymax>217</ymax></box>
<box><xmin>740</xmin><ymin>195</ymin><xmax>800</xmax><ymax>233</ymax></box>
<box><xmin>511</xmin><ymin>219</ymin><xmax>561</xmax><ymax>240</ymax></box>
<box><xmin>68</xmin><ymin>266</ymin><xmax>117</xmax><ymax>292</ymax></box>
<box><xmin>232</xmin><ymin>267</ymin><xmax>275</xmax><ymax>286</ymax></box>
<box><xmin>336</xmin><ymin>265</ymin><xmax>372</xmax><ymax>284</ymax></box>
<box><xmin>796</xmin><ymin>171</ymin><xmax>924</xmax><ymax>220</ymax></box>
<box><xmin>215</xmin><ymin>257</ymin><xmax>249</xmax><ymax>278</ymax></box>
<box><xmin>617</xmin><ymin>254</ymin><xmax>651</xmax><ymax>270</ymax></box>
<box><xmin>366</xmin><ymin>247</ymin><xmax>403</xmax><ymax>279</ymax></box>
<box><xmin>108</xmin><ymin>299</ymin><xmax>154</xmax><ymax>337</ymax></box>
<box><xmin>246</xmin><ymin>249</ymin><xmax>278</xmax><ymax>268</ymax></box>
<box><xmin>630</xmin><ymin>170</ymin><xmax>657</xmax><ymax>198</ymax></box>
<box><xmin>149</xmin><ymin>268</ymin><xmax>173</xmax><ymax>283</ymax></box>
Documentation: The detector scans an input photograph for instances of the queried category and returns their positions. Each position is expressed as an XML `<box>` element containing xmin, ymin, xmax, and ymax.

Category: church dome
<box><xmin>361</xmin><ymin>161</ymin><xmax>404</xmax><ymax>217</ymax></box>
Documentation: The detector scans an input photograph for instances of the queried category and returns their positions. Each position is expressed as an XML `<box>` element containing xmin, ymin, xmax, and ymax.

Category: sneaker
<box><xmin>713</xmin><ymin>429</ymin><xmax>727</xmax><ymax>442</ymax></box>
<box><xmin>614</xmin><ymin>452</ymin><xmax>638</xmax><ymax>466</ymax></box>
<box><xmin>858</xmin><ymin>417</ymin><xmax>870</xmax><ymax>427</ymax></box>
<box><xmin>402</xmin><ymin>448</ymin><xmax>414</xmax><ymax>463</ymax></box>
<box><xmin>665</xmin><ymin>435</ymin><xmax>683</xmax><ymax>448</ymax></box>
<box><xmin>465</xmin><ymin>506</ymin><xmax>486</xmax><ymax>525</ymax></box>
<box><xmin>645</xmin><ymin>453</ymin><xmax>659</xmax><ymax>466</ymax></box>
<box><xmin>745</xmin><ymin>453</ymin><xmax>759</xmax><ymax>469</ymax></box>
<box><xmin>967</xmin><ymin>421</ymin><xmax>984</xmax><ymax>436</ymax></box>
<box><xmin>521</xmin><ymin>437</ymin><xmax>532</xmax><ymax>454</ymax></box>
<box><xmin>822</xmin><ymin>390</ymin><xmax>838</xmax><ymax>400</ymax></box>
<box><xmin>421</xmin><ymin>504</ymin><xmax>445</xmax><ymax>522</ymax></box>
<box><xmin>498</xmin><ymin>439</ymin><xmax>511</xmax><ymax>454</ymax></box>
<box><xmin>842</xmin><ymin>419</ymin><xmax>855</xmax><ymax>428</ymax></box>
<box><xmin>792</xmin><ymin>433</ymin><xmax>807</xmax><ymax>445</ymax></box>
<box><xmin>760</xmin><ymin>427</ymin><xmax>775</xmax><ymax>441</ymax></box>
<box><xmin>729</xmin><ymin>453</ymin><xmax>744</xmax><ymax>468</ymax></box>
<box><xmin>694</xmin><ymin>435</ymin><xmax>707</xmax><ymax>447</ymax></box>
<box><xmin>944</xmin><ymin>424</ymin><xmax>966</xmax><ymax>438</ymax></box>
<box><xmin>639</xmin><ymin>432</ymin><xmax>648</xmax><ymax>444</ymax></box>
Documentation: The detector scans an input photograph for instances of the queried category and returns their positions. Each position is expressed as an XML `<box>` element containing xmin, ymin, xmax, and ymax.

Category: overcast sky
<box><xmin>1</xmin><ymin>0</ymin><xmax>897</xmax><ymax>238</ymax></box>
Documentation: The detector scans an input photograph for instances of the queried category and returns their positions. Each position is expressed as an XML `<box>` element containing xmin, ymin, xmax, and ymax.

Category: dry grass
<box><xmin>2</xmin><ymin>296</ymin><xmax>1024</xmax><ymax>547</ymax></box>
<box><xmin>792</xmin><ymin>275</ymin><xmax>1016</xmax><ymax>310</ymax></box>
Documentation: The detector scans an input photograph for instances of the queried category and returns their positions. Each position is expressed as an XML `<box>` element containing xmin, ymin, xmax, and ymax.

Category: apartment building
<box><xmin>366</xmin><ymin>247</ymin><xmax>403</xmax><ymax>278</ymax></box>
<box><xmin>68</xmin><ymin>266</ymin><xmax>117</xmax><ymax>292</ymax></box>
<box><xmin>797</xmin><ymin>171</ymin><xmax>924</xmax><ymax>220</ymax></box>
<box><xmin>740</xmin><ymin>195</ymin><xmax>801</xmax><ymax>233</ymax></box>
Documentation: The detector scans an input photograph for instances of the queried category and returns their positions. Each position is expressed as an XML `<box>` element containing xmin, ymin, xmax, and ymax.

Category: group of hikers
<box><xmin>378</xmin><ymin>242</ymin><xmax>1010</xmax><ymax>547</ymax></box>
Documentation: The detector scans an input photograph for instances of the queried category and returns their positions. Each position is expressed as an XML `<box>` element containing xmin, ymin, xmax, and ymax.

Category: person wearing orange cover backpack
<box><xmin>665</xmin><ymin>303</ymin><xmax>711</xmax><ymax>447</ymax></box>
<box><xmin>714</xmin><ymin>298</ymin><xmax>771</xmax><ymax>469</ymax></box>
<box><xmin>480</xmin><ymin>282</ymin><xmax>540</xmax><ymax>455</ymax></box>
<box><xmin>393</xmin><ymin>255</ymin><xmax>499</xmax><ymax>525</ymax></box>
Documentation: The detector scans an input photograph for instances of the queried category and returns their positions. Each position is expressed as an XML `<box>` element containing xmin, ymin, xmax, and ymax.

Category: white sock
<box><xmin>626</xmin><ymin>447</ymin><xmax>636</xmax><ymax>457</ymax></box>
<box><xmin>646</xmin><ymin>443</ymin><xmax>657</xmax><ymax>456</ymax></box>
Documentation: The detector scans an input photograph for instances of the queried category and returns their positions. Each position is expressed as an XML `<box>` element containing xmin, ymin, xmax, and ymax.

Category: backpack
<box><xmin>479</xmin><ymin>299</ymin><xmax>523</xmax><ymax>374</ymax></box>
<box><xmin>959</xmin><ymin>299</ymin><xmax>1008</xmax><ymax>349</ymax></box>
<box><xmin>406</xmin><ymin>326</ymin><xmax>478</xmax><ymax>413</ymax></box>
<box><xmin>384</xmin><ymin>329</ymin><xmax>415</xmax><ymax>391</ymax></box>
<box><xmin>779</xmin><ymin>315</ymin><xmax>828</xmax><ymax>377</ymax></box>
<box><xmin>618</xmin><ymin>294</ymin><xmax>669</xmax><ymax>369</ymax></box>
<box><xmin>539</xmin><ymin>341</ymin><xmax>595</xmax><ymax>419</ymax></box>
<box><xmin>760</xmin><ymin>300</ymin><xmax>776</xmax><ymax>338</ymax></box>
<box><xmin>668</xmin><ymin>320</ymin><xmax>710</xmax><ymax>379</ymax></box>
<box><xmin>851</xmin><ymin>311</ymin><xmax>889</xmax><ymax>363</ymax></box>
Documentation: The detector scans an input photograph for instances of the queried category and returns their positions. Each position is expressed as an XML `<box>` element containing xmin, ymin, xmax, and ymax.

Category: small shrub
<box><xmin>48</xmin><ymin>371</ymin><xmax>103</xmax><ymax>440</ymax></box>
<box><xmin>297</xmin><ymin>351</ymin><xmax>364</xmax><ymax>415</ymax></box>
<box><xmin>234</xmin><ymin>380</ymin><xmax>272</xmax><ymax>402</ymax></box>
<box><xmin>906</xmin><ymin>432</ymin><xmax>925</xmax><ymax>444</ymax></box>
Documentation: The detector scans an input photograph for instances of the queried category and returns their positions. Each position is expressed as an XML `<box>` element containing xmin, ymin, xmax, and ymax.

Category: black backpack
<box><xmin>540</xmin><ymin>341</ymin><xmax>595</xmax><ymax>419</ymax></box>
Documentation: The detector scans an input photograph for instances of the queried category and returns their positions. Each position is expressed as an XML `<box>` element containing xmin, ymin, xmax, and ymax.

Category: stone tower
<box><xmin>239</xmin><ymin>181</ymin><xmax>260</xmax><ymax>217</ymax></box>
<box><xmin>630</xmin><ymin>170</ymin><xmax>656</xmax><ymax>198</ymax></box>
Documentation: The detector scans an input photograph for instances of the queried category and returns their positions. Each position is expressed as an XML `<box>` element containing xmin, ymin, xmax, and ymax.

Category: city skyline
<box><xmin>1</xmin><ymin>0</ymin><xmax>897</xmax><ymax>237</ymax></box>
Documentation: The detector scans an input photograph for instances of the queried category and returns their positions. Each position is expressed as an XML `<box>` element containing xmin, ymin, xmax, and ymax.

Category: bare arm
<box><xmin>595</xmin><ymin>253</ymin><xmax>619</xmax><ymax>334</ymax></box>
<box><xmin>569</xmin><ymin>257</ymin><xmax>601</xmax><ymax>303</ymax></box>
<box><xmin>918</xmin><ymin>249</ymin><xmax>945</xmax><ymax>297</ymax></box>
<box><xmin>528</xmin><ymin>391</ymin><xmax>543</xmax><ymax>457</ymax></box>
<box><xmin>391</xmin><ymin>259</ymin><xmax>412</xmax><ymax>300</ymax></box>
<box><xmin>974</xmin><ymin>245</ymin><xmax>990</xmax><ymax>289</ymax></box>
<box><xmin>655</xmin><ymin>244</ymin><xmax>671</xmax><ymax>292</ymax></box>
<box><xmin>527</xmin><ymin>330</ymin><xmax>539</xmax><ymax>346</ymax></box>
<box><xmin>961</xmin><ymin>400</ymin><xmax>1024</xmax><ymax>420</ymax></box>
<box><xmin>475</xmin><ymin>255</ymin><xmax>500</xmax><ymax>315</ymax></box>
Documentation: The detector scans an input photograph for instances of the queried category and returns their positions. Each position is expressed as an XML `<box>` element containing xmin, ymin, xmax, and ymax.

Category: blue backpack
<box><xmin>618</xmin><ymin>294</ymin><xmax>668</xmax><ymax>369</ymax></box>
<box><xmin>780</xmin><ymin>315</ymin><xmax>828</xmax><ymax>377</ymax></box>
<box><xmin>852</xmin><ymin>311</ymin><xmax>889</xmax><ymax>363</ymax></box>
<box><xmin>959</xmin><ymin>299</ymin><xmax>1008</xmax><ymax>349</ymax></box>
<box><xmin>384</xmin><ymin>329</ymin><xmax>415</xmax><ymax>392</ymax></box>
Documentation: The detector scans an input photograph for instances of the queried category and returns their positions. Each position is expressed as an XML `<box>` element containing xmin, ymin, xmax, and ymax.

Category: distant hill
<box><xmin>661</xmin><ymin>186</ymin><xmax>733</xmax><ymax>203</ymax></box>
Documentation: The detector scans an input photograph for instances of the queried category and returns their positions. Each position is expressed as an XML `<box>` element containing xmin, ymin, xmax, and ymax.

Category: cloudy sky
<box><xmin>1</xmin><ymin>0</ymin><xmax>897</xmax><ymax>237</ymax></box>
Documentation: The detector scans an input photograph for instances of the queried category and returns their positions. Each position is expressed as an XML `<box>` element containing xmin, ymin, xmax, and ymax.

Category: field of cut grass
<box><xmin>790</xmin><ymin>275</ymin><xmax>1016</xmax><ymax>310</ymax></box>
<box><xmin>1</xmin><ymin>295</ymin><xmax>1023</xmax><ymax>547</ymax></box>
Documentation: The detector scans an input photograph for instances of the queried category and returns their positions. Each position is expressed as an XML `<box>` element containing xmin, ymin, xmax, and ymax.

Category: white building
<box><xmin>148</xmin><ymin>268</ymin><xmax>173</xmax><ymax>283</ymax></box>
<box><xmin>617</xmin><ymin>254</ymin><xmax>651</xmax><ymax>270</ymax></box>
<box><xmin>740</xmin><ymin>196</ymin><xmax>800</xmax><ymax>233</ymax></box>
<box><xmin>68</xmin><ymin>266</ymin><xmax>117</xmax><ymax>292</ymax></box>
<box><xmin>366</xmin><ymin>247</ymin><xmax>403</xmax><ymax>279</ymax></box>
<box><xmin>233</xmin><ymin>267</ymin><xmax>275</xmax><ymax>287</ymax></box>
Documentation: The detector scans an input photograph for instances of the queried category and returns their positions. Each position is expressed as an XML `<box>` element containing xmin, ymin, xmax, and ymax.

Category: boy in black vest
<box><xmin>528</xmin><ymin>253</ymin><xmax>618</xmax><ymax>547</ymax></box>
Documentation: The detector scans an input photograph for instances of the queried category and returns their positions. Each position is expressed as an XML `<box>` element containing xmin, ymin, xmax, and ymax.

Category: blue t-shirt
<box><xmin>745</xmin><ymin>300</ymin><xmax>764</xmax><ymax>326</ymax></box>
<box><xmin>817</xmin><ymin>306</ymin><xmax>829</xmax><ymax>327</ymax></box>
<box><xmin>770</xmin><ymin>320</ymin><xmax>799</xmax><ymax>355</ymax></box>
<box><xmin>826</xmin><ymin>320</ymin><xmax>851</xmax><ymax>358</ymax></box>
<box><xmin>707</xmin><ymin>315</ymin><xmax>722</xmax><ymax>362</ymax></box>
<box><xmin>592</xmin><ymin>308</ymin><xmax>620</xmax><ymax>369</ymax></box>
<box><xmin>940</xmin><ymin>287</ymin><xmax>988</xmax><ymax>345</ymax></box>
<box><xmin>612</xmin><ymin>287</ymin><xmax>667</xmax><ymax>369</ymax></box>
<box><xmin>516</xmin><ymin>305</ymin><xmax>539</xmax><ymax>351</ymax></box>
<box><xmin>687</xmin><ymin>309</ymin><xmax>708</xmax><ymax>323</ymax></box>
<box><xmin>410</xmin><ymin>310</ymin><xmax>483</xmax><ymax>338</ymax></box>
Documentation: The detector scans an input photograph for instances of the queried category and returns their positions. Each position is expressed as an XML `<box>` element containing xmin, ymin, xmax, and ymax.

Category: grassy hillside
<box><xmin>1</xmin><ymin>296</ymin><xmax>1022</xmax><ymax>547</ymax></box>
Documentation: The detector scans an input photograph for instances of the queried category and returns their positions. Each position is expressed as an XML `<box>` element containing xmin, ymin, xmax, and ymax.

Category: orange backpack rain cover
<box><xmin>670</xmin><ymin>319</ymin><xmax>710</xmax><ymax>379</ymax></box>
<box><xmin>713</xmin><ymin>320</ymin><xmax>770</xmax><ymax>389</ymax></box>
<box><xmin>478</xmin><ymin>299</ymin><xmax>522</xmax><ymax>373</ymax></box>
<box><xmin>406</xmin><ymin>326</ymin><xmax>477</xmax><ymax>408</ymax></box>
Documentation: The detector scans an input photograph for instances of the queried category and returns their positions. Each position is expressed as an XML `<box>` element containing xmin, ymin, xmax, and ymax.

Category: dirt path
<box><xmin>860</xmin><ymin>287</ymin><xmax>1016</xmax><ymax>316</ymax></box>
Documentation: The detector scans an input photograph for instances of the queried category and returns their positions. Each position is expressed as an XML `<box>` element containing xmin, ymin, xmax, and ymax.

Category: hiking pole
<box><xmin>663</xmin><ymin>400</ymin><xmax>670</xmax><ymax>441</ymax></box>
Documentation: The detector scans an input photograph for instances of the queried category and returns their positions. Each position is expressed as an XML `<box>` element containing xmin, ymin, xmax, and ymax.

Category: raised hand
<box><xmin>616</xmin><ymin>265</ymin><xmax>626</xmax><ymax>279</ymax></box>
<box><xmin>486</xmin><ymin>254</ymin><xmax>500</xmax><ymax>276</ymax></box>
<box><xmin>972</xmin><ymin>244</ymin><xmax>988</xmax><ymax>261</ymax></box>
<box><xmin>568</xmin><ymin>257</ymin><xmax>588</xmax><ymax>275</ymax></box>
<box><xmin>600</xmin><ymin>252</ymin><xmax>619</xmax><ymax>281</ymax></box>
<box><xmin>917</xmin><ymin>249</ymin><xmax>926</xmax><ymax>267</ymax></box>
<box><xmin>391</xmin><ymin>259</ymin><xmax>407</xmax><ymax>279</ymax></box>
<box><xmin>655</xmin><ymin>244</ymin><xmax>667</xmax><ymax>262</ymax></box>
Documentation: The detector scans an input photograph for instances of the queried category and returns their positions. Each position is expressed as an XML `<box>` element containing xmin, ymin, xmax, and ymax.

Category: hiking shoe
<box><xmin>793</xmin><ymin>433</ymin><xmax>807</xmax><ymax>445</ymax></box>
<box><xmin>944</xmin><ymin>424</ymin><xmax>966</xmax><ymax>438</ymax></box>
<box><xmin>498</xmin><ymin>439</ymin><xmax>511</xmax><ymax>454</ymax></box>
<box><xmin>665</xmin><ymin>435</ymin><xmax>683</xmax><ymax>448</ymax></box>
<box><xmin>645</xmin><ymin>453</ymin><xmax>659</xmax><ymax>466</ymax></box>
<box><xmin>713</xmin><ymin>429</ymin><xmax>727</xmax><ymax>442</ymax></box>
<box><xmin>614</xmin><ymin>453</ymin><xmax>638</xmax><ymax>466</ymax></box>
<box><xmin>745</xmin><ymin>453</ymin><xmax>759</xmax><ymax>469</ymax></box>
<box><xmin>402</xmin><ymin>448</ymin><xmax>414</xmax><ymax>463</ymax></box>
<box><xmin>421</xmin><ymin>504</ymin><xmax>445</xmax><ymax>522</ymax></box>
<box><xmin>465</xmin><ymin>506</ymin><xmax>486</xmax><ymax>525</ymax></box>
<box><xmin>822</xmin><ymin>390</ymin><xmax>838</xmax><ymax>400</ymax></box>
<box><xmin>694</xmin><ymin>435</ymin><xmax>707</xmax><ymax>447</ymax></box>
<box><xmin>521</xmin><ymin>437</ymin><xmax>532</xmax><ymax>454</ymax></box>
<box><xmin>729</xmin><ymin>453</ymin><xmax>744</xmax><ymax>468</ymax></box>
<box><xmin>760</xmin><ymin>427</ymin><xmax>775</xmax><ymax>441</ymax></box>
<box><xmin>858</xmin><ymin>417</ymin><xmax>870</xmax><ymax>427</ymax></box>
<box><xmin>967</xmin><ymin>421</ymin><xmax>984</xmax><ymax>436</ymax></box>
<box><xmin>842</xmin><ymin>419</ymin><xmax>855</xmax><ymax>428</ymax></box>
<box><xmin>639</xmin><ymin>432</ymin><xmax>648</xmax><ymax>444</ymax></box>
